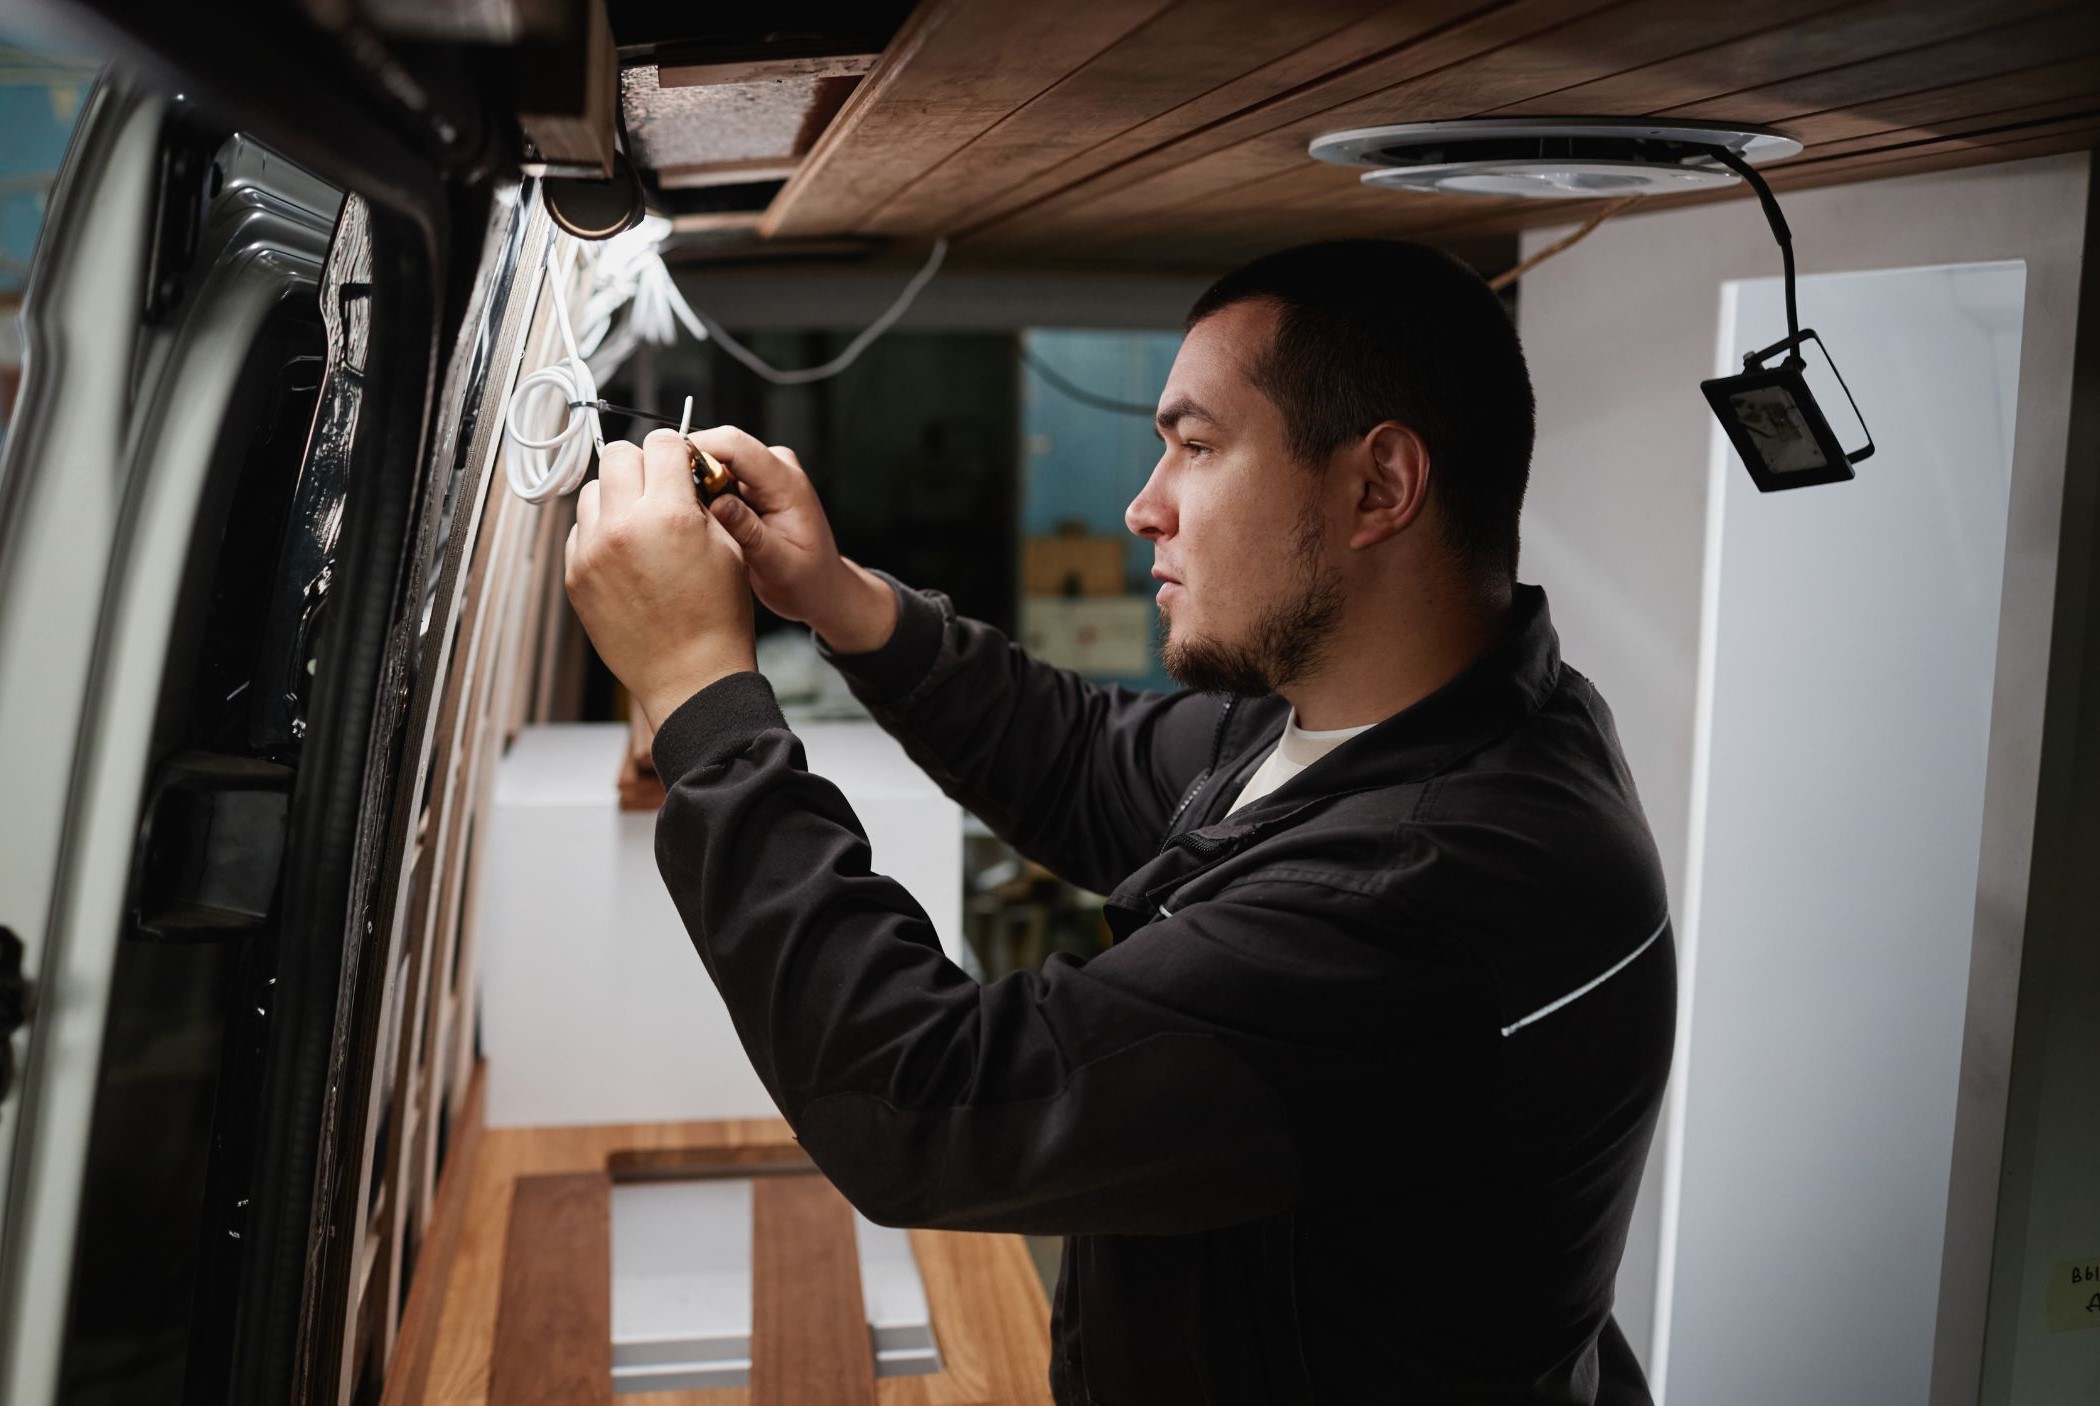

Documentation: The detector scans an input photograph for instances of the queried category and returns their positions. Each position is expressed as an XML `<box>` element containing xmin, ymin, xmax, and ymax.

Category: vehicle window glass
<box><xmin>0</xmin><ymin>26</ymin><xmax>99</xmax><ymax>454</ymax></box>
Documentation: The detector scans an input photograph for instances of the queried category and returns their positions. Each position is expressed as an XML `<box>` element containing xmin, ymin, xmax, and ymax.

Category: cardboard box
<box><xmin>1023</xmin><ymin>532</ymin><xmax>1125</xmax><ymax>597</ymax></box>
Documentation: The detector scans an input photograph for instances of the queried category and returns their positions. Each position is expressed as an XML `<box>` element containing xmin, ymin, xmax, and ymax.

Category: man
<box><xmin>564</xmin><ymin>240</ymin><xmax>1675</xmax><ymax>1404</ymax></box>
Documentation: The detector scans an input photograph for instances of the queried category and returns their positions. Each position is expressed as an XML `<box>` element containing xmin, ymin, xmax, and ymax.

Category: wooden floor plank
<box><xmin>750</xmin><ymin>1175</ymin><xmax>879</xmax><ymax>1406</ymax></box>
<box><xmin>424</xmin><ymin>1117</ymin><xmax>796</xmax><ymax>1404</ymax></box>
<box><xmin>608</xmin><ymin>1142</ymin><xmax>814</xmax><ymax>1182</ymax></box>
<box><xmin>898</xmin><ymin>1230</ymin><xmax>1054</xmax><ymax>1406</ymax></box>
<box><xmin>418</xmin><ymin>1117</ymin><xmax>1051</xmax><ymax>1405</ymax></box>
<box><xmin>487</xmin><ymin>1172</ymin><xmax>612</xmax><ymax>1406</ymax></box>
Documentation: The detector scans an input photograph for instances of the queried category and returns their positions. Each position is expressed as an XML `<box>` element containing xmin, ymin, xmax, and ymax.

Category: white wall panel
<box><xmin>1668</xmin><ymin>261</ymin><xmax>2024</xmax><ymax>1405</ymax></box>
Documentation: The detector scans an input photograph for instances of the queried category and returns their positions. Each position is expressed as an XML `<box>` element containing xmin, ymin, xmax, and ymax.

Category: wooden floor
<box><xmin>416</xmin><ymin>1113</ymin><xmax>1054</xmax><ymax>1405</ymax></box>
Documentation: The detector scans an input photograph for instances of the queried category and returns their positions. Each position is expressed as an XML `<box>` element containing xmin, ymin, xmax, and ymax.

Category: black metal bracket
<box><xmin>0</xmin><ymin>925</ymin><xmax>28</xmax><ymax>1107</ymax></box>
<box><xmin>128</xmin><ymin>751</ymin><xmax>295</xmax><ymax>942</ymax></box>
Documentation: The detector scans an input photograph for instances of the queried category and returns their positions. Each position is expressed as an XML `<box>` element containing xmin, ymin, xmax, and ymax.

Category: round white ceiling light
<box><xmin>1307</xmin><ymin>118</ymin><xmax>1801</xmax><ymax>199</ymax></box>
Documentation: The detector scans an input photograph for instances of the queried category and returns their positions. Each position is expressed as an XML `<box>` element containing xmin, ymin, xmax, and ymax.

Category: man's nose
<box><xmin>1125</xmin><ymin>464</ymin><xmax>1172</xmax><ymax>540</ymax></box>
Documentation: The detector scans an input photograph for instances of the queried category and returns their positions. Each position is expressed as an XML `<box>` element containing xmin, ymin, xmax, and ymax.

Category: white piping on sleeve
<box><xmin>1500</xmin><ymin>915</ymin><xmax>1670</xmax><ymax>1038</ymax></box>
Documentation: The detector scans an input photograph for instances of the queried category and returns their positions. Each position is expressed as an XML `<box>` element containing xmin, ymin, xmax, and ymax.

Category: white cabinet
<box><xmin>478</xmin><ymin>721</ymin><xmax>963</xmax><ymax>1127</ymax></box>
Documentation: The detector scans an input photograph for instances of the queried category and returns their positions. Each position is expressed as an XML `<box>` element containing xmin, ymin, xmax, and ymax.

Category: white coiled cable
<box><xmin>503</xmin><ymin>240</ymin><xmax>604</xmax><ymax>502</ymax></box>
<box><xmin>502</xmin><ymin>216</ymin><xmax>949</xmax><ymax>500</ymax></box>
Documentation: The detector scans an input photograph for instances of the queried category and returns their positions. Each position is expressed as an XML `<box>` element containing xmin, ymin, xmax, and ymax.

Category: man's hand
<box><xmin>687</xmin><ymin>425</ymin><xmax>897</xmax><ymax>655</ymax></box>
<box><xmin>565</xmin><ymin>429</ymin><xmax>757</xmax><ymax>728</ymax></box>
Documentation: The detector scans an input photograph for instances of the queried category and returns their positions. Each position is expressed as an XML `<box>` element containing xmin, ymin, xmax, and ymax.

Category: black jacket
<box><xmin>651</xmin><ymin>577</ymin><xmax>1676</xmax><ymax>1404</ymax></box>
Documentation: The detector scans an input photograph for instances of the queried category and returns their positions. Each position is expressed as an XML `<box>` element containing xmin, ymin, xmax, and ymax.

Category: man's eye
<box><xmin>1185</xmin><ymin>442</ymin><xmax>1212</xmax><ymax>457</ymax></box>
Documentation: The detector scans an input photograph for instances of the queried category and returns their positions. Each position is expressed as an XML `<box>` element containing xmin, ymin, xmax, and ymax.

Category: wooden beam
<box><xmin>518</xmin><ymin>0</ymin><xmax>617</xmax><ymax>177</ymax></box>
<box><xmin>660</xmin><ymin>52</ymin><xmax>878</xmax><ymax>87</ymax></box>
<box><xmin>750</xmin><ymin>1175</ymin><xmax>878</xmax><ymax>1406</ymax></box>
<box><xmin>488</xmin><ymin>1172</ymin><xmax>613</xmax><ymax>1406</ymax></box>
<box><xmin>657</xmin><ymin>156</ymin><xmax>805</xmax><ymax>190</ymax></box>
<box><xmin>607</xmin><ymin>1142</ymin><xmax>815</xmax><ymax>1181</ymax></box>
<box><xmin>669</xmin><ymin>210</ymin><xmax>768</xmax><ymax>235</ymax></box>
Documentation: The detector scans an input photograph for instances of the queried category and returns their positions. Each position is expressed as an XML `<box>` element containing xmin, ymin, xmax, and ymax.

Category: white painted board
<box><xmin>479</xmin><ymin>720</ymin><xmax>964</xmax><ymax>1126</ymax></box>
<box><xmin>1662</xmin><ymin>261</ymin><xmax>2025</xmax><ymax>1405</ymax></box>
<box><xmin>609</xmin><ymin>1178</ymin><xmax>939</xmax><ymax>1393</ymax></box>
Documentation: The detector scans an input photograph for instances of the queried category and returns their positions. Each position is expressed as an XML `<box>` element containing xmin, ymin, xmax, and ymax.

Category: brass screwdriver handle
<box><xmin>687</xmin><ymin>441</ymin><xmax>734</xmax><ymax>503</ymax></box>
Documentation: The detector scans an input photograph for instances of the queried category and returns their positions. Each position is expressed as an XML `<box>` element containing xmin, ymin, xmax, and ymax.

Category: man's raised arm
<box><xmin>690</xmin><ymin>426</ymin><xmax>1218</xmax><ymax>894</ymax></box>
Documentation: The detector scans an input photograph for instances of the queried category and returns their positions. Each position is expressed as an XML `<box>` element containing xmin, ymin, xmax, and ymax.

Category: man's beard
<box><xmin>1159</xmin><ymin>502</ymin><xmax>1343</xmax><ymax>697</ymax></box>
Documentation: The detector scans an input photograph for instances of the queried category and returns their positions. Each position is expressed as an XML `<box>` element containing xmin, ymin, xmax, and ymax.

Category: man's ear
<box><xmin>1349</xmin><ymin>421</ymin><xmax>1430</xmax><ymax>550</ymax></box>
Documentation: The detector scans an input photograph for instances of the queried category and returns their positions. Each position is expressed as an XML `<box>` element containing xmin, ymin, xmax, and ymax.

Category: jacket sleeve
<box><xmin>651</xmin><ymin>673</ymin><xmax>1492</xmax><ymax>1236</ymax></box>
<box><xmin>816</xmin><ymin>572</ymin><xmax>1219</xmax><ymax>895</ymax></box>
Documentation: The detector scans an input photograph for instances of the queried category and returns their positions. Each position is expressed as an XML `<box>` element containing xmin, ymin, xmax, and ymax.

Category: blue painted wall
<box><xmin>1019</xmin><ymin>328</ymin><xmax>1182</xmax><ymax>691</ymax></box>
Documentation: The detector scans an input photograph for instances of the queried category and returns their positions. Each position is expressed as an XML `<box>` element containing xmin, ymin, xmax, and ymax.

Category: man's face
<box><xmin>1127</xmin><ymin>299</ymin><xmax>1344</xmax><ymax>697</ymax></box>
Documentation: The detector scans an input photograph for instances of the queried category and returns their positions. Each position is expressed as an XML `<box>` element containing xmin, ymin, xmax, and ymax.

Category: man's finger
<box><xmin>710</xmin><ymin>493</ymin><xmax>766</xmax><ymax>555</ymax></box>
<box><xmin>598</xmin><ymin>439</ymin><xmax>643</xmax><ymax>512</ymax></box>
<box><xmin>768</xmin><ymin>444</ymin><xmax>803</xmax><ymax>472</ymax></box>
<box><xmin>641</xmin><ymin>428</ymin><xmax>693</xmax><ymax>503</ymax></box>
<box><xmin>686</xmin><ymin>424</ymin><xmax>796</xmax><ymax>510</ymax></box>
<box><xmin>703</xmin><ymin>498</ymin><xmax>749</xmax><ymax>566</ymax></box>
<box><xmin>575</xmin><ymin>478</ymin><xmax>600</xmax><ymax>538</ymax></box>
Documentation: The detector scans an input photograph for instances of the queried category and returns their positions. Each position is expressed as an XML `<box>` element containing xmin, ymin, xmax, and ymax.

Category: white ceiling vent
<box><xmin>1307</xmin><ymin>118</ymin><xmax>1800</xmax><ymax>199</ymax></box>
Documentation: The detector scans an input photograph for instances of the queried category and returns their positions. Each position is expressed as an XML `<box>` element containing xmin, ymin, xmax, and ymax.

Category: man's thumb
<box><xmin>710</xmin><ymin>494</ymin><xmax>766</xmax><ymax>554</ymax></box>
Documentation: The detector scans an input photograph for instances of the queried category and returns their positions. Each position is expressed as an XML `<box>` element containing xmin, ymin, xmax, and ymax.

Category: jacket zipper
<box><xmin>1157</xmin><ymin>696</ymin><xmax>1240</xmax><ymax>851</ymax></box>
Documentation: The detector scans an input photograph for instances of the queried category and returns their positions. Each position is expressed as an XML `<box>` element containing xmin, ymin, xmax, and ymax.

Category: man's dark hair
<box><xmin>1186</xmin><ymin>239</ymin><xmax>1536</xmax><ymax>583</ymax></box>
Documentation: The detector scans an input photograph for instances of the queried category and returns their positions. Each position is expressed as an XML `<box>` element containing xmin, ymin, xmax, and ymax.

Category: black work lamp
<box><xmin>1699</xmin><ymin>147</ymin><xmax>1875</xmax><ymax>491</ymax></box>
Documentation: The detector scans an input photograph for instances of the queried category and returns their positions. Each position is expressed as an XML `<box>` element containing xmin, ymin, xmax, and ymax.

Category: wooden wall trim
<box><xmin>378</xmin><ymin>1063</ymin><xmax>487</xmax><ymax>1406</ymax></box>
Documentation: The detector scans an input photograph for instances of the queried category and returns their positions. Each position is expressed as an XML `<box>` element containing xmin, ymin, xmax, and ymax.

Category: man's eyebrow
<box><xmin>1154</xmin><ymin>395</ymin><xmax>1218</xmax><ymax>435</ymax></box>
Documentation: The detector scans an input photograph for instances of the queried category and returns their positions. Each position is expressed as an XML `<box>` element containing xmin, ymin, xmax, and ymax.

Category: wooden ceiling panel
<box><xmin>1657</xmin><ymin>6</ymin><xmax>2100</xmax><ymax>125</ymax></box>
<box><xmin>736</xmin><ymin>0</ymin><xmax>2100</xmax><ymax>272</ymax></box>
<box><xmin>958</xmin><ymin>1</ymin><xmax>1839</xmax><ymax>263</ymax></box>
<box><xmin>865</xmin><ymin>0</ymin><xmax>1493</xmax><ymax>241</ymax></box>
<box><xmin>971</xmin><ymin>0</ymin><xmax>2068</xmax><ymax>256</ymax></box>
<box><xmin>758</xmin><ymin>0</ymin><xmax>1177</xmax><ymax>239</ymax></box>
<box><xmin>767</xmin><ymin>0</ymin><xmax>1556</xmax><ymax>240</ymax></box>
<box><xmin>1755</xmin><ymin>55</ymin><xmax>2100</xmax><ymax>149</ymax></box>
<box><xmin>954</xmin><ymin>0</ymin><xmax>1623</xmax><ymax>240</ymax></box>
<box><xmin>1797</xmin><ymin>93</ymin><xmax>2100</xmax><ymax>164</ymax></box>
<box><xmin>988</xmin><ymin>61</ymin><xmax>2100</xmax><ymax>268</ymax></box>
<box><xmin>847</xmin><ymin>0</ymin><xmax>1403</xmax><ymax>238</ymax></box>
<box><xmin>1483</xmin><ymin>0</ymin><xmax>2067</xmax><ymax>119</ymax></box>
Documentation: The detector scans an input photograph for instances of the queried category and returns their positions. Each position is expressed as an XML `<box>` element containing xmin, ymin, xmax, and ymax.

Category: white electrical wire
<box><xmin>504</xmin><ymin>238</ymin><xmax>605</xmax><ymax>502</ymax></box>
<box><xmin>502</xmin><ymin>214</ymin><xmax>949</xmax><ymax>499</ymax></box>
<box><xmin>661</xmin><ymin>238</ymin><xmax>949</xmax><ymax>386</ymax></box>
